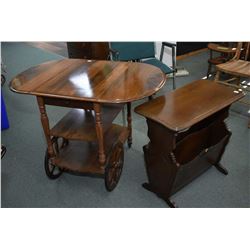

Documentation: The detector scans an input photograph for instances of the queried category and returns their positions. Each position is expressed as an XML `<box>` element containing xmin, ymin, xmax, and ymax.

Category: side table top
<box><xmin>134</xmin><ymin>80</ymin><xmax>245</xmax><ymax>132</ymax></box>
<box><xmin>10</xmin><ymin>59</ymin><xmax>166</xmax><ymax>103</ymax></box>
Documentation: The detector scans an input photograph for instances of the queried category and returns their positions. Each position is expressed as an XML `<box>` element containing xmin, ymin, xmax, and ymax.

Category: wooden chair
<box><xmin>207</xmin><ymin>42</ymin><xmax>237</xmax><ymax>79</ymax></box>
<box><xmin>215</xmin><ymin>42</ymin><xmax>250</xmax><ymax>127</ymax></box>
<box><xmin>215</xmin><ymin>42</ymin><xmax>250</xmax><ymax>84</ymax></box>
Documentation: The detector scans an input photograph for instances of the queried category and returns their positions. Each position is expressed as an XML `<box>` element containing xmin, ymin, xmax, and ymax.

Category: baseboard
<box><xmin>168</xmin><ymin>66</ymin><xmax>189</xmax><ymax>78</ymax></box>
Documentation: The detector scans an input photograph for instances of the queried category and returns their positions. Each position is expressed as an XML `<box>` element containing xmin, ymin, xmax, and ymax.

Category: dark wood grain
<box><xmin>43</xmin><ymin>97</ymin><xmax>94</xmax><ymax>109</ymax></box>
<box><xmin>37</xmin><ymin>96</ymin><xmax>55</xmax><ymax>157</ymax></box>
<box><xmin>208</xmin><ymin>43</ymin><xmax>237</xmax><ymax>54</ymax></box>
<box><xmin>173</xmin><ymin>113</ymin><xmax>229</xmax><ymax>165</ymax></box>
<box><xmin>207</xmin><ymin>43</ymin><xmax>237</xmax><ymax>78</ymax></box>
<box><xmin>67</xmin><ymin>42</ymin><xmax>109</xmax><ymax>60</ymax></box>
<box><xmin>216</xmin><ymin>60</ymin><xmax>250</xmax><ymax>78</ymax></box>
<box><xmin>10</xmin><ymin>59</ymin><xmax>166</xmax><ymax>190</ymax></box>
<box><xmin>50</xmin><ymin>104</ymin><xmax>123</xmax><ymax>141</ymax></box>
<box><xmin>135</xmin><ymin>80</ymin><xmax>244</xmax><ymax>207</ymax></box>
<box><xmin>214</xmin><ymin>42</ymin><xmax>250</xmax><ymax>112</ymax></box>
<box><xmin>53</xmin><ymin>124</ymin><xmax>128</xmax><ymax>175</ymax></box>
<box><xmin>94</xmin><ymin>103</ymin><xmax>106</xmax><ymax>166</ymax></box>
<box><xmin>10</xmin><ymin>59</ymin><xmax>166</xmax><ymax>103</ymax></box>
<box><xmin>134</xmin><ymin>80</ymin><xmax>245</xmax><ymax>132</ymax></box>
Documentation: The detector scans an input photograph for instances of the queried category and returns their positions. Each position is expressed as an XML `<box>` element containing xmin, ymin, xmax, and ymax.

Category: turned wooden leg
<box><xmin>36</xmin><ymin>96</ymin><xmax>54</xmax><ymax>157</ymax></box>
<box><xmin>127</xmin><ymin>102</ymin><xmax>132</xmax><ymax>148</ymax></box>
<box><xmin>214</xmin><ymin>70</ymin><xmax>220</xmax><ymax>82</ymax></box>
<box><xmin>236</xmin><ymin>76</ymin><xmax>241</xmax><ymax>86</ymax></box>
<box><xmin>214</xmin><ymin>162</ymin><xmax>228</xmax><ymax>175</ymax></box>
<box><xmin>142</xmin><ymin>183</ymin><xmax>177</xmax><ymax>208</ymax></box>
<box><xmin>94</xmin><ymin>103</ymin><xmax>106</xmax><ymax>166</ymax></box>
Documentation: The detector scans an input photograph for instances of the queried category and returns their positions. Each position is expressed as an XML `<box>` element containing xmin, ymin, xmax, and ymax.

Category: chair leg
<box><xmin>160</xmin><ymin>44</ymin><xmax>164</xmax><ymax>61</ymax></box>
<box><xmin>236</xmin><ymin>76</ymin><xmax>241</xmax><ymax>86</ymax></box>
<box><xmin>172</xmin><ymin>73</ymin><xmax>176</xmax><ymax>90</ymax></box>
<box><xmin>207</xmin><ymin>63</ymin><xmax>212</xmax><ymax>79</ymax></box>
<box><xmin>122</xmin><ymin>106</ymin><xmax>126</xmax><ymax>126</ymax></box>
<box><xmin>215</xmin><ymin>70</ymin><xmax>220</xmax><ymax>82</ymax></box>
<box><xmin>172</xmin><ymin>46</ymin><xmax>176</xmax><ymax>90</ymax></box>
<box><xmin>127</xmin><ymin>103</ymin><xmax>132</xmax><ymax>148</ymax></box>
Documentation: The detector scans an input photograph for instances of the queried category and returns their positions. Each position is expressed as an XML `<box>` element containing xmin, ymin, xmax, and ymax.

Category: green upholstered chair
<box><xmin>109</xmin><ymin>42</ymin><xmax>177</xmax><ymax>89</ymax></box>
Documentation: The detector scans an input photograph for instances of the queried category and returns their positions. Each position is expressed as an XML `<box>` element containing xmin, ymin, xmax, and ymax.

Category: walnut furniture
<box><xmin>135</xmin><ymin>80</ymin><xmax>244</xmax><ymax>207</ymax></box>
<box><xmin>10</xmin><ymin>59</ymin><xmax>166</xmax><ymax>191</ymax></box>
<box><xmin>215</xmin><ymin>42</ymin><xmax>250</xmax><ymax>128</ymax></box>
<box><xmin>67</xmin><ymin>42</ymin><xmax>110</xmax><ymax>60</ymax></box>
<box><xmin>207</xmin><ymin>43</ymin><xmax>237</xmax><ymax>79</ymax></box>
<box><xmin>215</xmin><ymin>42</ymin><xmax>250</xmax><ymax>81</ymax></box>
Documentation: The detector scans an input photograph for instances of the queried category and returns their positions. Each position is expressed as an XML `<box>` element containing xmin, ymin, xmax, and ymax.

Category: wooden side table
<box><xmin>135</xmin><ymin>80</ymin><xmax>244</xmax><ymax>207</ymax></box>
<box><xmin>10</xmin><ymin>59</ymin><xmax>166</xmax><ymax>191</ymax></box>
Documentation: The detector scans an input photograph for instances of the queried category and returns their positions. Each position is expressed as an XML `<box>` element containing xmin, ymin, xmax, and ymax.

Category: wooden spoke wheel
<box><xmin>105</xmin><ymin>141</ymin><xmax>124</xmax><ymax>191</ymax></box>
<box><xmin>44</xmin><ymin>137</ymin><xmax>68</xmax><ymax>179</ymax></box>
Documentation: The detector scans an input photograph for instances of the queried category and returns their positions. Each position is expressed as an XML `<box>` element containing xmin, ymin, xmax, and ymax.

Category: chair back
<box><xmin>233</xmin><ymin>42</ymin><xmax>250</xmax><ymax>61</ymax></box>
<box><xmin>242</xmin><ymin>42</ymin><xmax>250</xmax><ymax>61</ymax></box>
<box><xmin>110</xmin><ymin>42</ymin><xmax>155</xmax><ymax>61</ymax></box>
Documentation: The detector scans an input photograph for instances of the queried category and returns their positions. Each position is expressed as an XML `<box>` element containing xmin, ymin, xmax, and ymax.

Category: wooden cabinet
<box><xmin>67</xmin><ymin>42</ymin><xmax>109</xmax><ymax>60</ymax></box>
<box><xmin>135</xmin><ymin>80</ymin><xmax>244</xmax><ymax>207</ymax></box>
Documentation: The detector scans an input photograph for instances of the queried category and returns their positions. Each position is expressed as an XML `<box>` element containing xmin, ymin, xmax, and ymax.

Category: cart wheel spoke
<box><xmin>44</xmin><ymin>137</ymin><xmax>65</xmax><ymax>180</ymax></box>
<box><xmin>61</xmin><ymin>138</ymin><xmax>69</xmax><ymax>148</ymax></box>
<box><xmin>105</xmin><ymin>141</ymin><xmax>124</xmax><ymax>191</ymax></box>
<box><xmin>50</xmin><ymin>164</ymin><xmax>56</xmax><ymax>173</ymax></box>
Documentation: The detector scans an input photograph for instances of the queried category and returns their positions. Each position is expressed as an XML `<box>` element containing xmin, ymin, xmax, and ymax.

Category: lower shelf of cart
<box><xmin>50</xmin><ymin>104</ymin><xmax>124</xmax><ymax>142</ymax></box>
<box><xmin>53</xmin><ymin>124</ymin><xmax>128</xmax><ymax>175</ymax></box>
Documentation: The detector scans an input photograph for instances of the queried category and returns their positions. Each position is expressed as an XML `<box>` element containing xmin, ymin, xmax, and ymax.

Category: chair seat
<box><xmin>216</xmin><ymin>60</ymin><xmax>250</xmax><ymax>78</ymax></box>
<box><xmin>143</xmin><ymin>58</ymin><xmax>173</xmax><ymax>74</ymax></box>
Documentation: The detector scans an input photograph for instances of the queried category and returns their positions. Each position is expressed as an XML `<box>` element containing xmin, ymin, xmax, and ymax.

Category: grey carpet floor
<box><xmin>1</xmin><ymin>42</ymin><xmax>249</xmax><ymax>207</ymax></box>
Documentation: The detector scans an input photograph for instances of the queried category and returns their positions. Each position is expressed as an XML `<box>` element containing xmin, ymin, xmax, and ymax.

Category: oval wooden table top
<box><xmin>10</xmin><ymin>59</ymin><xmax>166</xmax><ymax>103</ymax></box>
